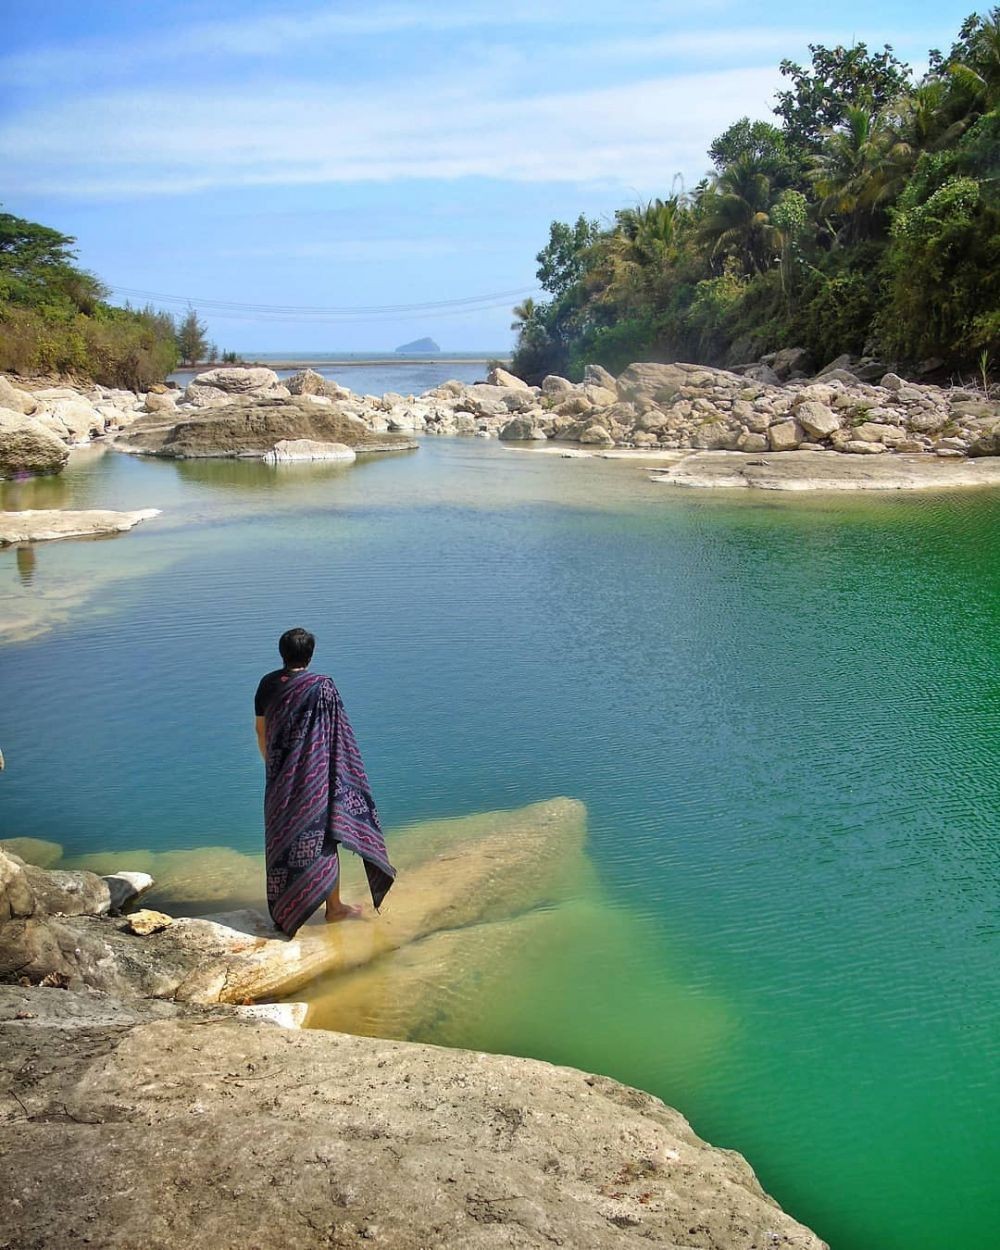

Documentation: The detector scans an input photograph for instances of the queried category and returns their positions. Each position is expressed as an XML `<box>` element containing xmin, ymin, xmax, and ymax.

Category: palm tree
<box><xmin>948</xmin><ymin>9</ymin><xmax>1000</xmax><ymax>113</ymax></box>
<box><xmin>590</xmin><ymin>197</ymin><xmax>685</xmax><ymax>308</ymax></box>
<box><xmin>510</xmin><ymin>297</ymin><xmax>537</xmax><ymax>332</ymax></box>
<box><xmin>696</xmin><ymin>157</ymin><xmax>777</xmax><ymax>275</ymax></box>
<box><xmin>809</xmin><ymin>105</ymin><xmax>913</xmax><ymax>242</ymax></box>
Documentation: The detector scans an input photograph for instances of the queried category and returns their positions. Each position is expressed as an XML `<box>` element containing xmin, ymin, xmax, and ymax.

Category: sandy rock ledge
<box><xmin>0</xmin><ymin>507</ymin><xmax>161</xmax><ymax>545</ymax></box>
<box><xmin>0</xmin><ymin>984</ymin><xmax>826</xmax><ymax>1249</ymax></box>
<box><xmin>0</xmin><ymin>803</ymin><xmax>826</xmax><ymax>1247</ymax></box>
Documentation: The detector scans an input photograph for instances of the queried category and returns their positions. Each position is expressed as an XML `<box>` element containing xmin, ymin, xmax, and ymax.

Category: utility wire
<box><xmin>109</xmin><ymin>283</ymin><xmax>540</xmax><ymax>316</ymax></box>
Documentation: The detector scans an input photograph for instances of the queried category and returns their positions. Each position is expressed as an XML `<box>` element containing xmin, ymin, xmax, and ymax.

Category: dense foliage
<box><xmin>511</xmin><ymin>11</ymin><xmax>1000</xmax><ymax>382</ymax></box>
<box><xmin>0</xmin><ymin>212</ymin><xmax>184</xmax><ymax>388</ymax></box>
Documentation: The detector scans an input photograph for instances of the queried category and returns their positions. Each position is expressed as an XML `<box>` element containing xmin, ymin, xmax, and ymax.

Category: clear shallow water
<box><xmin>1</xmin><ymin>439</ymin><xmax>998</xmax><ymax>1250</ymax></box>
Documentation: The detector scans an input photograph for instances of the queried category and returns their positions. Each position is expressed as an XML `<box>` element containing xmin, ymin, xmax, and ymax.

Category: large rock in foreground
<box><xmin>0</xmin><ymin>408</ymin><xmax>70</xmax><ymax>479</ymax></box>
<box><xmin>0</xmin><ymin>986</ymin><xmax>826</xmax><ymax>1249</ymax></box>
<box><xmin>115</xmin><ymin>397</ymin><xmax>417</xmax><ymax>459</ymax></box>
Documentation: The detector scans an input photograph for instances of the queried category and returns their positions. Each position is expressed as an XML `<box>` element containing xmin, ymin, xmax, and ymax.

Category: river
<box><xmin>1</xmin><ymin>426</ymin><xmax>998</xmax><ymax>1250</ymax></box>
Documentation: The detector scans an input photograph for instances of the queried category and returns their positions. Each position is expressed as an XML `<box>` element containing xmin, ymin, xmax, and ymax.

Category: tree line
<box><xmin>0</xmin><ymin>212</ymin><xmax>232</xmax><ymax>388</ymax></box>
<box><xmin>511</xmin><ymin>10</ymin><xmax>1000</xmax><ymax>383</ymax></box>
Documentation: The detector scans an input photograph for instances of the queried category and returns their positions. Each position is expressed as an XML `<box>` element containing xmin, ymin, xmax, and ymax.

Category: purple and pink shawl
<box><xmin>264</xmin><ymin>671</ymin><xmax>395</xmax><ymax>937</ymax></box>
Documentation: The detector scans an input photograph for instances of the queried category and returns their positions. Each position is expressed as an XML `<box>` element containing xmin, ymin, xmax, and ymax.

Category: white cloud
<box><xmin>0</xmin><ymin>1</ymin><xmax>734</xmax><ymax>84</ymax></box>
<box><xmin>0</xmin><ymin>66</ymin><xmax>780</xmax><ymax>197</ymax></box>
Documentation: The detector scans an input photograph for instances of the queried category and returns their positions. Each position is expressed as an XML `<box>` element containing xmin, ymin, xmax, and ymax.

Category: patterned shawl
<box><xmin>264</xmin><ymin>670</ymin><xmax>395</xmax><ymax>937</ymax></box>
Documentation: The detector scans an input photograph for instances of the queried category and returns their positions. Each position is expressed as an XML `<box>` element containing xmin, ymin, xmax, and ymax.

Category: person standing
<box><xmin>254</xmin><ymin>627</ymin><xmax>395</xmax><ymax>936</ymax></box>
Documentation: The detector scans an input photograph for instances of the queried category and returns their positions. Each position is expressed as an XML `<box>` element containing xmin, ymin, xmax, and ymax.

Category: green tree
<box><xmin>696</xmin><ymin>157</ymin><xmax>780</xmax><ymax>276</ymax></box>
<box><xmin>535</xmin><ymin>215</ymin><xmax>601</xmax><ymax>299</ymax></box>
<box><xmin>709</xmin><ymin>118</ymin><xmax>798</xmax><ymax>186</ymax></box>
<box><xmin>774</xmin><ymin>42</ymin><xmax>912</xmax><ymax>155</ymax></box>
<box><xmin>0</xmin><ymin>211</ymin><xmax>106</xmax><ymax>312</ymax></box>
<box><xmin>176</xmin><ymin>305</ymin><xmax>209</xmax><ymax>365</ymax></box>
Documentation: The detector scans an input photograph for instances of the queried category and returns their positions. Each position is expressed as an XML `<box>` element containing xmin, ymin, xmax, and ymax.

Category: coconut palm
<box><xmin>809</xmin><ymin>105</ymin><xmax>914</xmax><ymax>241</ymax></box>
<box><xmin>510</xmin><ymin>297</ymin><xmax>537</xmax><ymax>332</ymax></box>
<box><xmin>948</xmin><ymin>9</ymin><xmax>1000</xmax><ymax>112</ymax></box>
<box><xmin>696</xmin><ymin>158</ymin><xmax>778</xmax><ymax>275</ymax></box>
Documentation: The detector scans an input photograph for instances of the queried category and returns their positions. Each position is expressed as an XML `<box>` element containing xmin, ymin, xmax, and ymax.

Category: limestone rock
<box><xmin>263</xmin><ymin>439</ymin><xmax>357</xmax><ymax>463</ymax></box>
<box><xmin>880</xmin><ymin>372</ymin><xmax>905</xmax><ymax>391</ymax></box>
<box><xmin>650</xmin><ymin>449</ymin><xmax>1000</xmax><ymax>490</ymax></box>
<box><xmin>691</xmin><ymin>421</ymin><xmax>739</xmax><ymax>450</ymax></box>
<box><xmin>0</xmin><ymin>375</ymin><xmax>38</xmax><ymax>415</ymax></box>
<box><xmin>737</xmin><ymin>431</ymin><xmax>769</xmax><ymax>452</ymax></box>
<box><xmin>579</xmin><ymin>424</ymin><xmax>614</xmax><ymax>446</ymax></box>
<box><xmin>768</xmin><ymin>420</ymin><xmax>804</xmax><ymax>452</ymax></box>
<box><xmin>843</xmin><ymin>440</ymin><xmax>887</xmax><ymax>455</ymax></box>
<box><xmin>0</xmin><ymin>799</ymin><xmax>589</xmax><ymax>1005</ymax></box>
<box><xmin>0</xmin><ymin>409</ymin><xmax>70</xmax><ymax>478</ymax></box>
<box><xmin>42</xmin><ymin>397</ymin><xmax>104</xmax><ymax>442</ymax></box>
<box><xmin>144</xmin><ymin>390</ymin><xmax>177</xmax><ymax>414</ymax></box>
<box><xmin>0</xmin><ymin>984</ymin><xmax>827</xmax><ymax>1250</ymax></box>
<box><xmin>285</xmin><ymin>369</ymin><xmax>353</xmax><ymax>401</ymax></box>
<box><xmin>741</xmin><ymin>362</ymin><xmax>780</xmax><ymax>385</ymax></box>
<box><xmin>853</xmin><ymin>421</ymin><xmax>902</xmax><ymax>444</ymax></box>
<box><xmin>21</xmin><ymin>864</ymin><xmax>111</xmax><ymax>917</ymax></box>
<box><xmin>768</xmin><ymin>347</ymin><xmax>813</xmax><ymax>380</ymax></box>
<box><xmin>0</xmin><ymin>851</ymin><xmax>35</xmax><ymax>922</ymax></box>
<box><xmin>616</xmin><ymin>363</ymin><xmax>686</xmax><ymax>403</ymax></box>
<box><xmin>0</xmin><ymin>508</ymin><xmax>160</xmax><ymax>546</ymax></box>
<box><xmin>815</xmin><ymin>353</ymin><xmax>855</xmax><ymax>379</ymax></box>
<box><xmin>116</xmin><ymin>398</ymin><xmax>416</xmax><ymax>459</ymax></box>
<box><xmin>487</xmin><ymin>366</ymin><xmax>531</xmax><ymax>390</ymax></box>
<box><xmin>795</xmin><ymin>401</ymin><xmax>840</xmax><ymax>440</ymax></box>
<box><xmin>541</xmin><ymin>374</ymin><xmax>576</xmax><ymax>400</ymax></box>
<box><xmin>583</xmin><ymin>363</ymin><xmax>617</xmax><ymax>390</ymax></box>
<box><xmin>499</xmin><ymin>416</ymin><xmax>547</xmax><ymax>441</ymax></box>
<box><xmin>583</xmin><ymin>384</ymin><xmax>618</xmax><ymax>407</ymax></box>
<box><xmin>189</xmin><ymin>366</ymin><xmax>283</xmax><ymax>395</ymax></box>
<box><xmin>103</xmin><ymin>872</ymin><xmax>155</xmax><ymax>915</ymax></box>
<box><xmin>969</xmin><ymin>426</ymin><xmax>1000</xmax><ymax>457</ymax></box>
<box><xmin>126</xmin><ymin>909</ymin><xmax>174</xmax><ymax>935</ymax></box>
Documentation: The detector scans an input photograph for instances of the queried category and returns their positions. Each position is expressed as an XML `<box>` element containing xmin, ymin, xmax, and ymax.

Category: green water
<box><xmin>2</xmin><ymin>440</ymin><xmax>998</xmax><ymax>1248</ymax></box>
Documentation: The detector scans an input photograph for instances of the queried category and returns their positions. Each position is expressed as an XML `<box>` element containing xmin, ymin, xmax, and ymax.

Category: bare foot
<box><xmin>324</xmin><ymin>902</ymin><xmax>364</xmax><ymax>923</ymax></box>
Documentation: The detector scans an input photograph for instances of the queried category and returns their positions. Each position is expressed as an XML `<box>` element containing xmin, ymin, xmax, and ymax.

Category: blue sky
<box><xmin>0</xmin><ymin>1</ymin><xmax>981</xmax><ymax>352</ymax></box>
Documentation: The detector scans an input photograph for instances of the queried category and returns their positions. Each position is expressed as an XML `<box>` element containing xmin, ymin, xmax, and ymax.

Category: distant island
<box><xmin>395</xmin><ymin>337</ymin><xmax>440</xmax><ymax>354</ymax></box>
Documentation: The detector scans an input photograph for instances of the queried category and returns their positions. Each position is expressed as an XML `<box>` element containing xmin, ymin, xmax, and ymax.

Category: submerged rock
<box><xmin>0</xmin><ymin>799</ymin><xmax>590</xmax><ymax>1004</ymax></box>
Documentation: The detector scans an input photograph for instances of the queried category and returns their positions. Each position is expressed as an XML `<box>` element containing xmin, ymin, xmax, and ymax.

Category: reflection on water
<box><xmin>1</xmin><ymin>438</ymin><xmax>998</xmax><ymax>1250</ymax></box>
<box><xmin>15</xmin><ymin>546</ymin><xmax>36</xmax><ymax>585</ymax></box>
<box><xmin>1</xmin><ymin>471</ymin><xmax>71</xmax><ymax>511</ymax></box>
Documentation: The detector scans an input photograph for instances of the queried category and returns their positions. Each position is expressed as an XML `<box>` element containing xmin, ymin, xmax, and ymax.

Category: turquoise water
<box><xmin>1</xmin><ymin>438</ymin><xmax>998</xmax><ymax>1249</ymax></box>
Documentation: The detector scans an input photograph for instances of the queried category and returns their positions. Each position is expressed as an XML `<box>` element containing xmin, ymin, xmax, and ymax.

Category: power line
<box><xmin>109</xmin><ymin>283</ymin><xmax>541</xmax><ymax>317</ymax></box>
<box><xmin>135</xmin><ymin>296</ymin><xmax>534</xmax><ymax>325</ymax></box>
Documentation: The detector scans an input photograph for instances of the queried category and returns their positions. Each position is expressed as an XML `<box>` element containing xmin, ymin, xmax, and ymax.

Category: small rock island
<box><xmin>395</xmin><ymin>337</ymin><xmax>440</xmax><ymax>354</ymax></box>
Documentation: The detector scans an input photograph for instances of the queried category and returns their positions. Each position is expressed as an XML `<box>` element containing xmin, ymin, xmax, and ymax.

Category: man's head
<box><xmin>278</xmin><ymin>627</ymin><xmax>315</xmax><ymax>668</ymax></box>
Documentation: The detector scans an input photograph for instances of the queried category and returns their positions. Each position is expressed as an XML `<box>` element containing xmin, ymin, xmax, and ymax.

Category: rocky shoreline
<box><xmin>1</xmin><ymin>355</ymin><xmax>997</xmax><ymax>487</ymax></box>
<box><xmin>0</xmin><ymin>805</ymin><xmax>827</xmax><ymax>1248</ymax></box>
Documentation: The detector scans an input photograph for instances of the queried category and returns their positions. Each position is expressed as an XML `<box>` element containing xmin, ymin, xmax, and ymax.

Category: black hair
<box><xmin>278</xmin><ymin>627</ymin><xmax>315</xmax><ymax>668</ymax></box>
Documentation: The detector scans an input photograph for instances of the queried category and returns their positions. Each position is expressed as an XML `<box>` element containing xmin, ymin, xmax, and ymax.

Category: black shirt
<box><xmin>254</xmin><ymin>667</ymin><xmax>307</xmax><ymax>718</ymax></box>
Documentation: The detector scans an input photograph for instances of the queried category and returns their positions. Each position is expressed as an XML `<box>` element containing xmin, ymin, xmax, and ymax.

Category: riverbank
<box><xmin>0</xmin><ymin>809</ymin><xmax>826</xmax><ymax>1249</ymax></box>
<box><xmin>3</xmin><ymin>360</ymin><xmax>998</xmax><ymax>488</ymax></box>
